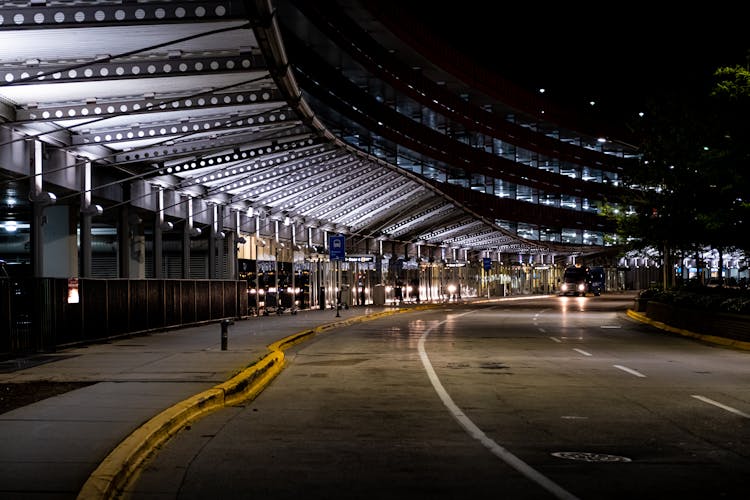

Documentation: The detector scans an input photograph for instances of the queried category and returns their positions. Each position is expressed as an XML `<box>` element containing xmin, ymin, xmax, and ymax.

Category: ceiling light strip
<box><xmin>0</xmin><ymin>3</ymin><xmax>239</xmax><ymax>29</ymax></box>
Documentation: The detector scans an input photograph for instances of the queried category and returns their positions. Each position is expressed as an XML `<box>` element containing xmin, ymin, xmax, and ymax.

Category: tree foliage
<box><xmin>607</xmin><ymin>63</ymin><xmax>750</xmax><ymax>257</ymax></box>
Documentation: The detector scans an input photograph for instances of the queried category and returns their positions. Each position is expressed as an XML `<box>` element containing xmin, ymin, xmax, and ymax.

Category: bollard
<box><xmin>220</xmin><ymin>319</ymin><xmax>233</xmax><ymax>350</ymax></box>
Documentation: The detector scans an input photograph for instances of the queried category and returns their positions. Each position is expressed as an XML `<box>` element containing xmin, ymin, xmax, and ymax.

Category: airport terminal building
<box><xmin>1</xmin><ymin>1</ymin><xmax>744</xmax><ymax>355</ymax></box>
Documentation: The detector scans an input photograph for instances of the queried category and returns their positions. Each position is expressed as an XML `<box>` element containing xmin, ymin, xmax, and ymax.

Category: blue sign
<box><xmin>483</xmin><ymin>257</ymin><xmax>492</xmax><ymax>271</ymax></box>
<box><xmin>329</xmin><ymin>235</ymin><xmax>345</xmax><ymax>261</ymax></box>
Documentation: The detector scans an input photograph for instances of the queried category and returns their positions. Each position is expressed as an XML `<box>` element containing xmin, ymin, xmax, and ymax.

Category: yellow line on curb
<box><xmin>626</xmin><ymin>309</ymin><xmax>750</xmax><ymax>351</ymax></box>
<box><xmin>76</xmin><ymin>306</ymin><xmax>419</xmax><ymax>500</ymax></box>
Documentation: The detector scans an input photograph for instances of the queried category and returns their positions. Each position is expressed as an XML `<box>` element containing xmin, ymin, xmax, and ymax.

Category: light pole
<box><xmin>335</xmin><ymin>259</ymin><xmax>341</xmax><ymax>317</ymax></box>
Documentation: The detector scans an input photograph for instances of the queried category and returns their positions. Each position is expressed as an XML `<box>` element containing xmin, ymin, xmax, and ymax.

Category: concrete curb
<box><xmin>626</xmin><ymin>309</ymin><xmax>750</xmax><ymax>351</ymax></box>
<box><xmin>76</xmin><ymin>306</ymin><xmax>419</xmax><ymax>500</ymax></box>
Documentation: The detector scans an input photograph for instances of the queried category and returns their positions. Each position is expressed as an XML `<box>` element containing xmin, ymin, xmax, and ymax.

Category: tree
<box><xmin>705</xmin><ymin>65</ymin><xmax>750</xmax><ymax>254</ymax></box>
<box><xmin>605</xmin><ymin>63</ymin><xmax>750</xmax><ymax>287</ymax></box>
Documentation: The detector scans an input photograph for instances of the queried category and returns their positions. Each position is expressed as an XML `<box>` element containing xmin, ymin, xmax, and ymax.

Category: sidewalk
<box><xmin>0</xmin><ymin>304</ymin><xmax>414</xmax><ymax>500</ymax></box>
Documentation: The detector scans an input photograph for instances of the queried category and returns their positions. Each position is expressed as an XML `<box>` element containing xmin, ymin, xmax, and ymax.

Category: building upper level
<box><xmin>0</xmin><ymin>0</ymin><xmax>643</xmax><ymax>270</ymax></box>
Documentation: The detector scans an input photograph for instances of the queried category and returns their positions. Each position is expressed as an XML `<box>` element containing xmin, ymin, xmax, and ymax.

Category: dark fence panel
<box><xmin>82</xmin><ymin>280</ymin><xmax>108</xmax><ymax>341</ymax></box>
<box><xmin>164</xmin><ymin>280</ymin><xmax>181</xmax><ymax>327</ymax></box>
<box><xmin>195</xmin><ymin>281</ymin><xmax>211</xmax><ymax>321</ymax></box>
<box><xmin>2</xmin><ymin>277</ymin><xmax>33</xmax><ymax>355</ymax></box>
<box><xmin>224</xmin><ymin>281</ymin><xmax>237</xmax><ymax>318</ymax></box>
<box><xmin>1</xmin><ymin>279</ymin><xmax>11</xmax><ymax>354</ymax></box>
<box><xmin>108</xmin><ymin>280</ymin><xmax>130</xmax><ymax>336</ymax></box>
<box><xmin>130</xmin><ymin>280</ymin><xmax>149</xmax><ymax>332</ymax></box>
<box><xmin>1</xmin><ymin>278</ymin><xmax>244</xmax><ymax>358</ymax></box>
<box><xmin>35</xmin><ymin>279</ymin><xmax>56</xmax><ymax>352</ymax></box>
<box><xmin>147</xmin><ymin>280</ymin><xmax>165</xmax><ymax>330</ymax></box>
<box><xmin>211</xmin><ymin>281</ymin><xmax>224</xmax><ymax>319</ymax></box>
<box><xmin>181</xmin><ymin>281</ymin><xmax>196</xmax><ymax>324</ymax></box>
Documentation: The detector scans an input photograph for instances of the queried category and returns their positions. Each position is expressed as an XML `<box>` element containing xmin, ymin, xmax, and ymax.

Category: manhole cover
<box><xmin>551</xmin><ymin>451</ymin><xmax>631</xmax><ymax>462</ymax></box>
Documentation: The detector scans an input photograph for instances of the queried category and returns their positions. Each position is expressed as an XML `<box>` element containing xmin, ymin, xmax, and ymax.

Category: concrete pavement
<box><xmin>4</xmin><ymin>291</ymin><xmax>725</xmax><ymax>500</ymax></box>
<box><xmin>0</xmin><ymin>303</ymin><xmax>424</xmax><ymax>500</ymax></box>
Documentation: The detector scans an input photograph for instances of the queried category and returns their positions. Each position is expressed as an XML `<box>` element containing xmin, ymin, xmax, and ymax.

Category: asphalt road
<box><xmin>127</xmin><ymin>295</ymin><xmax>750</xmax><ymax>499</ymax></box>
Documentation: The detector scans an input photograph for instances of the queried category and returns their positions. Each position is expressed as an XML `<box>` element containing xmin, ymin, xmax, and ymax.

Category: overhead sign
<box><xmin>345</xmin><ymin>255</ymin><xmax>374</xmax><ymax>263</ymax></box>
<box><xmin>483</xmin><ymin>257</ymin><xmax>492</xmax><ymax>271</ymax></box>
<box><xmin>329</xmin><ymin>235</ymin><xmax>345</xmax><ymax>261</ymax></box>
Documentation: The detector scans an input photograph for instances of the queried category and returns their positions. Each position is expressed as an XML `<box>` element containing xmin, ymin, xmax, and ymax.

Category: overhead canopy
<box><xmin>0</xmin><ymin>1</ymin><xmax>633</xmax><ymax>259</ymax></box>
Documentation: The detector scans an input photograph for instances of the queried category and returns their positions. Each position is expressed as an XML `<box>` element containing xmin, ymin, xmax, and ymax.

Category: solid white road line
<box><xmin>573</xmin><ymin>348</ymin><xmax>592</xmax><ymax>357</ymax></box>
<box><xmin>613</xmin><ymin>364</ymin><xmax>646</xmax><ymax>377</ymax></box>
<box><xmin>691</xmin><ymin>395</ymin><xmax>750</xmax><ymax>419</ymax></box>
<box><xmin>417</xmin><ymin>316</ymin><xmax>580</xmax><ymax>500</ymax></box>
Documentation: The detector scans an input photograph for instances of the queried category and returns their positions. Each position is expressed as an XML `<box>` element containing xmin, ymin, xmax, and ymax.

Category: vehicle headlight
<box><xmin>578</xmin><ymin>284</ymin><xmax>586</xmax><ymax>291</ymax></box>
<box><xmin>561</xmin><ymin>283</ymin><xmax>568</xmax><ymax>291</ymax></box>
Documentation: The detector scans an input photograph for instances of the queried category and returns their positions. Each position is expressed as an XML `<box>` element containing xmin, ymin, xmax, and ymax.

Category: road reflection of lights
<box><xmin>559</xmin><ymin>296</ymin><xmax>569</xmax><ymax>327</ymax></box>
<box><xmin>558</xmin><ymin>296</ymin><xmax>588</xmax><ymax>329</ymax></box>
<box><xmin>576</xmin><ymin>296</ymin><xmax>586</xmax><ymax>311</ymax></box>
<box><xmin>559</xmin><ymin>295</ymin><xmax>569</xmax><ymax>310</ymax></box>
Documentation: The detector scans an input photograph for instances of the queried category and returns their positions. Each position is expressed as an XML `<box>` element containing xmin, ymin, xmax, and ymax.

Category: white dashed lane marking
<box><xmin>613</xmin><ymin>364</ymin><xmax>646</xmax><ymax>378</ymax></box>
<box><xmin>692</xmin><ymin>395</ymin><xmax>750</xmax><ymax>419</ymax></box>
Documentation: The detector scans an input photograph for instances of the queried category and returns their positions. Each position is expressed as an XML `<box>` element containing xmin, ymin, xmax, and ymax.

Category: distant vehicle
<box><xmin>706</xmin><ymin>277</ymin><xmax>740</xmax><ymax>289</ymax></box>
<box><xmin>559</xmin><ymin>265</ymin><xmax>605</xmax><ymax>296</ymax></box>
<box><xmin>706</xmin><ymin>277</ymin><xmax>724</xmax><ymax>288</ymax></box>
<box><xmin>559</xmin><ymin>265</ymin><xmax>588</xmax><ymax>296</ymax></box>
<box><xmin>587</xmin><ymin>266</ymin><xmax>605</xmax><ymax>296</ymax></box>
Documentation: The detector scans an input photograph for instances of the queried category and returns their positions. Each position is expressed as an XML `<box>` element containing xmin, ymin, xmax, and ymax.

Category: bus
<box><xmin>559</xmin><ymin>265</ymin><xmax>605</xmax><ymax>296</ymax></box>
<box><xmin>560</xmin><ymin>265</ymin><xmax>588</xmax><ymax>296</ymax></box>
<box><xmin>587</xmin><ymin>266</ymin><xmax>605</xmax><ymax>296</ymax></box>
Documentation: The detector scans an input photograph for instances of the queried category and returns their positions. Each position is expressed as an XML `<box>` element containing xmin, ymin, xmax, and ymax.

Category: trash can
<box><xmin>340</xmin><ymin>284</ymin><xmax>351</xmax><ymax>308</ymax></box>
<box><xmin>373</xmin><ymin>284</ymin><xmax>385</xmax><ymax>306</ymax></box>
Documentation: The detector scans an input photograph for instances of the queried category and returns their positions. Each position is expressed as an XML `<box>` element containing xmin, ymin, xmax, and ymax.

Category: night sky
<box><xmin>394</xmin><ymin>2</ymin><xmax>749</xmax><ymax>122</ymax></box>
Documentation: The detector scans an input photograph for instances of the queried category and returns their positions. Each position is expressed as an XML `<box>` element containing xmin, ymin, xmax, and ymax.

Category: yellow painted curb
<box><xmin>76</xmin><ymin>387</ymin><xmax>226</xmax><ymax>499</ymax></box>
<box><xmin>77</xmin><ymin>306</ymin><xmax>425</xmax><ymax>499</ymax></box>
<box><xmin>626</xmin><ymin>309</ymin><xmax>750</xmax><ymax>351</ymax></box>
<box><xmin>217</xmin><ymin>350</ymin><xmax>285</xmax><ymax>407</ymax></box>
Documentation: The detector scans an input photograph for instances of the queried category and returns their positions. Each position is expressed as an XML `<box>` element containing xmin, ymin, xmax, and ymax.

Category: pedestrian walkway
<box><xmin>0</xmin><ymin>303</ymin><xmax>424</xmax><ymax>500</ymax></box>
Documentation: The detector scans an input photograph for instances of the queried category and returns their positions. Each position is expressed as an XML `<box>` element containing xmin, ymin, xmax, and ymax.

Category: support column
<box><xmin>216</xmin><ymin>205</ymin><xmax>225</xmax><ymax>279</ymax></box>
<box><xmin>29</xmin><ymin>140</ymin><xmax>55</xmax><ymax>277</ymax></box>
<box><xmin>129</xmin><ymin>212</ymin><xmax>145</xmax><ymax>279</ymax></box>
<box><xmin>375</xmin><ymin>253</ymin><xmax>382</xmax><ymax>285</ymax></box>
<box><xmin>182</xmin><ymin>221</ymin><xmax>191</xmax><ymax>279</ymax></box>
<box><xmin>44</xmin><ymin>206</ymin><xmax>76</xmax><ymax>278</ymax></box>
<box><xmin>153</xmin><ymin>186</ymin><xmax>171</xmax><ymax>279</ymax></box>
<box><xmin>119</xmin><ymin>203</ymin><xmax>131</xmax><ymax>279</ymax></box>
<box><xmin>154</xmin><ymin>212</ymin><xmax>163</xmax><ymax>279</ymax></box>
<box><xmin>182</xmin><ymin>195</ymin><xmax>198</xmax><ymax>279</ymax></box>
<box><xmin>79</xmin><ymin>159</ymin><xmax>95</xmax><ymax>278</ymax></box>
<box><xmin>228</xmin><ymin>210</ymin><xmax>241</xmax><ymax>281</ymax></box>
<box><xmin>208</xmin><ymin>204</ymin><xmax>217</xmax><ymax>279</ymax></box>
